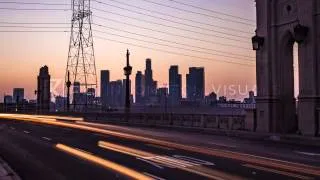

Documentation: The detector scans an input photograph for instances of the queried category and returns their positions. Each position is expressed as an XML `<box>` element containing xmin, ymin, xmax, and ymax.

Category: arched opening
<box><xmin>278</xmin><ymin>31</ymin><xmax>298</xmax><ymax>133</ymax></box>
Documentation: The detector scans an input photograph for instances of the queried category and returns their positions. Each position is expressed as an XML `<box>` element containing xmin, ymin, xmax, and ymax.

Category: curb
<box><xmin>0</xmin><ymin>157</ymin><xmax>21</xmax><ymax>180</ymax></box>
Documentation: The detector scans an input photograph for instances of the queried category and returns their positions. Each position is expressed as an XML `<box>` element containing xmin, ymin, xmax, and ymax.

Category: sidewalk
<box><xmin>0</xmin><ymin>157</ymin><xmax>20</xmax><ymax>180</ymax></box>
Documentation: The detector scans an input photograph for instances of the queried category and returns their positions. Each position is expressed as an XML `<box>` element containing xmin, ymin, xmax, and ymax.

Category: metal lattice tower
<box><xmin>65</xmin><ymin>0</ymin><xmax>97</xmax><ymax>105</ymax></box>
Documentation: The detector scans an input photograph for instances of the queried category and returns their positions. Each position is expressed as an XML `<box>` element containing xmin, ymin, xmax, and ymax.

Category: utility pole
<box><xmin>124</xmin><ymin>49</ymin><xmax>132</xmax><ymax>119</ymax></box>
<box><xmin>66</xmin><ymin>71</ymin><xmax>71</xmax><ymax>112</ymax></box>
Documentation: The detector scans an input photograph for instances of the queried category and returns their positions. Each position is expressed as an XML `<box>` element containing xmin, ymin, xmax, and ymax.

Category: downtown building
<box><xmin>37</xmin><ymin>65</ymin><xmax>51</xmax><ymax>112</ymax></box>
<box><xmin>100</xmin><ymin>70</ymin><xmax>110</xmax><ymax>108</ymax></box>
<box><xmin>135</xmin><ymin>71</ymin><xmax>145</xmax><ymax>104</ymax></box>
<box><xmin>169</xmin><ymin>65</ymin><xmax>182</xmax><ymax>106</ymax></box>
<box><xmin>109</xmin><ymin>80</ymin><xmax>123</xmax><ymax>108</ymax></box>
<box><xmin>186</xmin><ymin>67</ymin><xmax>205</xmax><ymax>102</ymax></box>
<box><xmin>13</xmin><ymin>88</ymin><xmax>24</xmax><ymax>103</ymax></box>
<box><xmin>144</xmin><ymin>58</ymin><xmax>157</xmax><ymax>104</ymax></box>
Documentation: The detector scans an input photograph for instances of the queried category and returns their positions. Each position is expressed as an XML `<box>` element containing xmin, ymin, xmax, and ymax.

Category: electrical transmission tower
<box><xmin>65</xmin><ymin>0</ymin><xmax>97</xmax><ymax>109</ymax></box>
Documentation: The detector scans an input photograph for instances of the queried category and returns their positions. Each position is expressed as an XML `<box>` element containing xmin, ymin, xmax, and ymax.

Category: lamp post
<box><xmin>124</xmin><ymin>49</ymin><xmax>132</xmax><ymax>120</ymax></box>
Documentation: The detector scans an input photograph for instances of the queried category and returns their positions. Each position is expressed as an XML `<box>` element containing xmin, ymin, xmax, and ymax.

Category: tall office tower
<box><xmin>109</xmin><ymin>80</ymin><xmax>123</xmax><ymax>107</ymax></box>
<box><xmin>135</xmin><ymin>71</ymin><xmax>145</xmax><ymax>104</ymax></box>
<box><xmin>37</xmin><ymin>65</ymin><xmax>51</xmax><ymax>112</ymax></box>
<box><xmin>152</xmin><ymin>81</ymin><xmax>158</xmax><ymax>96</ymax></box>
<box><xmin>144</xmin><ymin>58</ymin><xmax>153</xmax><ymax>100</ymax></box>
<box><xmin>169</xmin><ymin>65</ymin><xmax>182</xmax><ymax>105</ymax></box>
<box><xmin>157</xmin><ymin>87</ymin><xmax>168</xmax><ymax>106</ymax></box>
<box><xmin>13</xmin><ymin>88</ymin><xmax>24</xmax><ymax>103</ymax></box>
<box><xmin>186</xmin><ymin>67</ymin><xmax>205</xmax><ymax>102</ymax></box>
<box><xmin>100</xmin><ymin>70</ymin><xmax>110</xmax><ymax>108</ymax></box>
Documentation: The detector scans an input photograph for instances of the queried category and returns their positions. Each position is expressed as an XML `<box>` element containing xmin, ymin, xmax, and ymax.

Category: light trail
<box><xmin>55</xmin><ymin>143</ymin><xmax>152</xmax><ymax>180</ymax></box>
<box><xmin>242</xmin><ymin>164</ymin><xmax>313</xmax><ymax>180</ymax></box>
<box><xmin>1</xmin><ymin>114</ymin><xmax>319</xmax><ymax>177</ymax></box>
<box><xmin>98</xmin><ymin>141</ymin><xmax>243</xmax><ymax>180</ymax></box>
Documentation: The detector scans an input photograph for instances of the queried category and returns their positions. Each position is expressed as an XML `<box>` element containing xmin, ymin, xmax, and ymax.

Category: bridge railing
<box><xmin>82</xmin><ymin>112</ymin><xmax>248</xmax><ymax>131</ymax></box>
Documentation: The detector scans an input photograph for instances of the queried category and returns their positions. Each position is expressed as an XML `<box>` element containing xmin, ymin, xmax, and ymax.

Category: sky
<box><xmin>0</xmin><ymin>0</ymin><xmax>260</xmax><ymax>102</ymax></box>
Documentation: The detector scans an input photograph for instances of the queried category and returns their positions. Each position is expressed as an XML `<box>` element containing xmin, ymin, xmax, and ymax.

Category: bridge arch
<box><xmin>254</xmin><ymin>0</ymin><xmax>320</xmax><ymax>136</ymax></box>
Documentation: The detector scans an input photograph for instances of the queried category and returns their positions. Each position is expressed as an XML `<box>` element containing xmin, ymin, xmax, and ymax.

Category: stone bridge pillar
<box><xmin>254</xmin><ymin>0</ymin><xmax>320</xmax><ymax>136</ymax></box>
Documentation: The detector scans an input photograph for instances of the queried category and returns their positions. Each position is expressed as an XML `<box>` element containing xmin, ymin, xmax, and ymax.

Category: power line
<box><xmin>94</xmin><ymin>35</ymin><xmax>255</xmax><ymax>67</ymax></box>
<box><xmin>93</xmin><ymin>24</ymin><xmax>254</xmax><ymax>59</ymax></box>
<box><xmin>0</xmin><ymin>25</ymin><xmax>69</xmax><ymax>29</ymax></box>
<box><xmin>0</xmin><ymin>21</ymin><xmax>254</xmax><ymax>59</ymax></box>
<box><xmin>0</xmin><ymin>21</ymin><xmax>251</xmax><ymax>50</ymax></box>
<box><xmin>0</xmin><ymin>1</ymin><xmax>69</xmax><ymax>6</ymax></box>
<box><xmin>93</xmin><ymin>12</ymin><xmax>249</xmax><ymax>44</ymax></box>
<box><xmin>138</xmin><ymin>0</ymin><xmax>255</xmax><ymax>26</ymax></box>
<box><xmin>0</xmin><ymin>7</ymin><xmax>69</xmax><ymax>11</ymax></box>
<box><xmin>0</xmin><ymin>30</ymin><xmax>68</xmax><ymax>32</ymax></box>
<box><xmin>93</xmin><ymin>28</ymin><xmax>254</xmax><ymax>61</ymax></box>
<box><xmin>169</xmin><ymin>0</ymin><xmax>255</xmax><ymax>22</ymax></box>
<box><xmin>92</xmin><ymin>0</ymin><xmax>251</xmax><ymax>35</ymax></box>
<box><xmin>92</xmin><ymin>23</ymin><xmax>251</xmax><ymax>52</ymax></box>
<box><xmin>92</xmin><ymin>7</ymin><xmax>248</xmax><ymax>41</ymax></box>
<box><xmin>0</xmin><ymin>22</ymin><xmax>87</xmax><ymax>25</ymax></box>
<box><xmin>93</xmin><ymin>15</ymin><xmax>251</xmax><ymax>48</ymax></box>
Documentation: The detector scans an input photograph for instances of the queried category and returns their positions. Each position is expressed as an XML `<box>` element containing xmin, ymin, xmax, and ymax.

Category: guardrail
<box><xmin>81</xmin><ymin>112</ymin><xmax>248</xmax><ymax>131</ymax></box>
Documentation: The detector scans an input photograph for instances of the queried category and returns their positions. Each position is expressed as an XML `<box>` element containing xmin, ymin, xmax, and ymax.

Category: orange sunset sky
<box><xmin>0</xmin><ymin>0</ymin><xmax>262</xmax><ymax>102</ymax></box>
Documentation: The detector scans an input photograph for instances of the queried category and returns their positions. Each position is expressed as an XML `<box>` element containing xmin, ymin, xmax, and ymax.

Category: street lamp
<box><xmin>252</xmin><ymin>35</ymin><xmax>265</xmax><ymax>51</ymax></box>
<box><xmin>294</xmin><ymin>24</ymin><xmax>309</xmax><ymax>43</ymax></box>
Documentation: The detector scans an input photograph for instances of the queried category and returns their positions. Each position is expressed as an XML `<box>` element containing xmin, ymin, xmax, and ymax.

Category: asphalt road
<box><xmin>0</xmin><ymin>115</ymin><xmax>319</xmax><ymax>180</ymax></box>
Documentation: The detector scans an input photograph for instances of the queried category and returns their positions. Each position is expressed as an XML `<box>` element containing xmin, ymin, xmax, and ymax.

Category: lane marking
<box><xmin>173</xmin><ymin>155</ymin><xmax>215</xmax><ymax>166</ymax></box>
<box><xmin>294</xmin><ymin>151</ymin><xmax>320</xmax><ymax>157</ymax></box>
<box><xmin>23</xmin><ymin>130</ymin><xmax>30</xmax><ymax>134</ymax></box>
<box><xmin>10</xmin><ymin>127</ymin><xmax>15</xmax><ymax>130</ymax></box>
<box><xmin>242</xmin><ymin>164</ymin><xmax>313</xmax><ymax>180</ymax></box>
<box><xmin>146</xmin><ymin>144</ymin><xmax>174</xmax><ymax>151</ymax></box>
<box><xmin>143</xmin><ymin>172</ymin><xmax>167</xmax><ymax>180</ymax></box>
<box><xmin>209</xmin><ymin>142</ymin><xmax>237</xmax><ymax>148</ymax></box>
<box><xmin>98</xmin><ymin>141</ymin><xmax>244</xmax><ymax>180</ymax></box>
<box><xmin>55</xmin><ymin>144</ymin><xmax>152</xmax><ymax>180</ymax></box>
<box><xmin>42</xmin><ymin>137</ymin><xmax>52</xmax><ymax>141</ymax></box>
<box><xmin>136</xmin><ymin>157</ymin><xmax>164</xmax><ymax>169</ymax></box>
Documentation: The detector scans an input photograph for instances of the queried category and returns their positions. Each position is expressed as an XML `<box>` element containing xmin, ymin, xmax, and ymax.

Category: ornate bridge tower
<box><xmin>253</xmin><ymin>0</ymin><xmax>320</xmax><ymax>136</ymax></box>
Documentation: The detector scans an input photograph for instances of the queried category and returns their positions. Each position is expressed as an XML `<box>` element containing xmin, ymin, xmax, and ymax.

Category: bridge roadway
<box><xmin>0</xmin><ymin>114</ymin><xmax>319</xmax><ymax>180</ymax></box>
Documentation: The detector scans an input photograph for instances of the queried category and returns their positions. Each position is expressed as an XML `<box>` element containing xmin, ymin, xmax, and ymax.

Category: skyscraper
<box><xmin>109</xmin><ymin>80</ymin><xmax>123</xmax><ymax>107</ymax></box>
<box><xmin>135</xmin><ymin>71</ymin><xmax>145</xmax><ymax>104</ymax></box>
<box><xmin>144</xmin><ymin>58</ymin><xmax>153</xmax><ymax>100</ymax></box>
<box><xmin>101</xmin><ymin>70</ymin><xmax>110</xmax><ymax>108</ymax></box>
<box><xmin>13</xmin><ymin>88</ymin><xmax>24</xmax><ymax>103</ymax></box>
<box><xmin>4</xmin><ymin>95</ymin><xmax>13</xmax><ymax>104</ymax></box>
<box><xmin>186</xmin><ymin>67</ymin><xmax>205</xmax><ymax>102</ymax></box>
<box><xmin>37</xmin><ymin>65</ymin><xmax>51</xmax><ymax>111</ymax></box>
<box><xmin>169</xmin><ymin>65</ymin><xmax>182</xmax><ymax>105</ymax></box>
